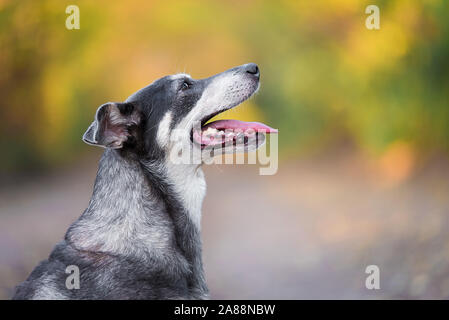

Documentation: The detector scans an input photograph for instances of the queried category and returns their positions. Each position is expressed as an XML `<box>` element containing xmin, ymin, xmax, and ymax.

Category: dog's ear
<box><xmin>83</xmin><ymin>102</ymin><xmax>141</xmax><ymax>149</ymax></box>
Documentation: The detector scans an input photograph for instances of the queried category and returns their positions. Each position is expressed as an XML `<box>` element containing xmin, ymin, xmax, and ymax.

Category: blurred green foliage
<box><xmin>1</xmin><ymin>0</ymin><xmax>448</xmax><ymax>174</ymax></box>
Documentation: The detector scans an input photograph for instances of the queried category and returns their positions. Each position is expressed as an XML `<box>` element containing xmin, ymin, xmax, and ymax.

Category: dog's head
<box><xmin>83</xmin><ymin>63</ymin><xmax>277</xmax><ymax>162</ymax></box>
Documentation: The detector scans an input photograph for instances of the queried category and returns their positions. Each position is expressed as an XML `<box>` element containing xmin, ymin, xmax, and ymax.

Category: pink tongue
<box><xmin>202</xmin><ymin>120</ymin><xmax>278</xmax><ymax>133</ymax></box>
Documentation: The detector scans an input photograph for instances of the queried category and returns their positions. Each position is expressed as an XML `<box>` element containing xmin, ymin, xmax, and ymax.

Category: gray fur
<box><xmin>12</xmin><ymin>63</ymin><xmax>260</xmax><ymax>300</ymax></box>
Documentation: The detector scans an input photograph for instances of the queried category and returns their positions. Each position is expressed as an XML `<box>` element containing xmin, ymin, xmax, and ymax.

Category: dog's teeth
<box><xmin>203</xmin><ymin>127</ymin><xmax>218</xmax><ymax>136</ymax></box>
<box><xmin>246</xmin><ymin>130</ymin><xmax>256</xmax><ymax>136</ymax></box>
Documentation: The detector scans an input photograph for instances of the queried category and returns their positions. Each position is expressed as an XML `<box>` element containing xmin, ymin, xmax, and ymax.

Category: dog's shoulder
<box><xmin>12</xmin><ymin>240</ymin><xmax>191</xmax><ymax>299</ymax></box>
<box><xmin>12</xmin><ymin>241</ymin><xmax>70</xmax><ymax>300</ymax></box>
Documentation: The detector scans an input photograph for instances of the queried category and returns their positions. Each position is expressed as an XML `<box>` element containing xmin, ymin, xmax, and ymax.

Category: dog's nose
<box><xmin>245</xmin><ymin>63</ymin><xmax>259</xmax><ymax>78</ymax></box>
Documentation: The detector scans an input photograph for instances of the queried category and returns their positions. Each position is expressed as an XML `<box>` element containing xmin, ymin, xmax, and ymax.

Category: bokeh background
<box><xmin>1</xmin><ymin>0</ymin><xmax>449</xmax><ymax>299</ymax></box>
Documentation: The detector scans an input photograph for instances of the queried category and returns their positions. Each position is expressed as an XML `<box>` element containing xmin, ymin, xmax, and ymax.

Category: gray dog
<box><xmin>13</xmin><ymin>63</ymin><xmax>276</xmax><ymax>299</ymax></box>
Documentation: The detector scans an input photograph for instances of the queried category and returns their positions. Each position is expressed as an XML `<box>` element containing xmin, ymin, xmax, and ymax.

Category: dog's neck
<box><xmin>67</xmin><ymin>148</ymin><xmax>208</xmax><ymax>297</ymax></box>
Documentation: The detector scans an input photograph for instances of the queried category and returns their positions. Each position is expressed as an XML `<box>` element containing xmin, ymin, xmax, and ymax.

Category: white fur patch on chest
<box><xmin>165</xmin><ymin>163</ymin><xmax>206</xmax><ymax>229</ymax></box>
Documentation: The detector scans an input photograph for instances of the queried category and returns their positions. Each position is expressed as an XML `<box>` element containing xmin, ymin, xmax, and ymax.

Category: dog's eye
<box><xmin>181</xmin><ymin>81</ymin><xmax>191</xmax><ymax>91</ymax></box>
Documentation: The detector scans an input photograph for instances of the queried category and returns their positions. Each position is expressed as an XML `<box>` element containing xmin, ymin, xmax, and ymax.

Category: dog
<box><xmin>12</xmin><ymin>63</ymin><xmax>277</xmax><ymax>299</ymax></box>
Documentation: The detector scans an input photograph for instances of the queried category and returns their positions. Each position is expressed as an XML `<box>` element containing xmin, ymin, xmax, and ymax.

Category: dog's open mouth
<box><xmin>192</xmin><ymin>116</ymin><xmax>278</xmax><ymax>150</ymax></box>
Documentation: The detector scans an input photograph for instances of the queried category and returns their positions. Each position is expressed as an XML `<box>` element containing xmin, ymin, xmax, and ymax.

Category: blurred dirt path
<box><xmin>1</xmin><ymin>152</ymin><xmax>449</xmax><ymax>299</ymax></box>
